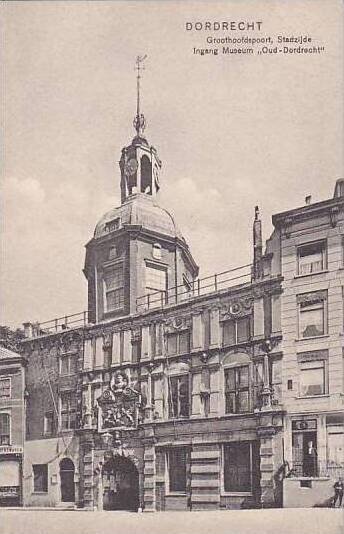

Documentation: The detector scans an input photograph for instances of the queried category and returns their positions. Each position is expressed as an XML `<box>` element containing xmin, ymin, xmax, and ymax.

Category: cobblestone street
<box><xmin>1</xmin><ymin>508</ymin><xmax>343</xmax><ymax>534</ymax></box>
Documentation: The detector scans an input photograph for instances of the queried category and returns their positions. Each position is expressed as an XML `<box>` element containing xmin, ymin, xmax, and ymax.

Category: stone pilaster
<box><xmin>190</xmin><ymin>442</ymin><xmax>220</xmax><ymax>511</ymax></box>
<box><xmin>143</xmin><ymin>427</ymin><xmax>156</xmax><ymax>511</ymax></box>
<box><xmin>82</xmin><ymin>435</ymin><xmax>96</xmax><ymax>510</ymax></box>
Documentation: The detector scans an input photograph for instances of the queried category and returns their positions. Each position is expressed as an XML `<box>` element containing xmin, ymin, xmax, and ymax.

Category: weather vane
<box><xmin>133</xmin><ymin>55</ymin><xmax>147</xmax><ymax>137</ymax></box>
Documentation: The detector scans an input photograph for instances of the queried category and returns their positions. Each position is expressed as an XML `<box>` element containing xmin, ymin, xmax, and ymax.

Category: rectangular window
<box><xmin>252</xmin><ymin>361</ymin><xmax>264</xmax><ymax>410</ymax></box>
<box><xmin>298</xmin><ymin>292</ymin><xmax>327</xmax><ymax>338</ymax></box>
<box><xmin>270</xmin><ymin>358</ymin><xmax>282</xmax><ymax>404</ymax></box>
<box><xmin>222</xmin><ymin>317</ymin><xmax>251</xmax><ymax>346</ymax></box>
<box><xmin>60</xmin><ymin>355</ymin><xmax>78</xmax><ymax>376</ymax></box>
<box><xmin>168</xmin><ymin>448</ymin><xmax>187</xmax><ymax>493</ymax></box>
<box><xmin>0</xmin><ymin>413</ymin><xmax>10</xmax><ymax>445</ymax></box>
<box><xmin>225</xmin><ymin>366</ymin><xmax>249</xmax><ymax>414</ymax></box>
<box><xmin>145</xmin><ymin>264</ymin><xmax>167</xmax><ymax>308</ymax></box>
<box><xmin>169</xmin><ymin>375</ymin><xmax>189</xmax><ymax>418</ymax></box>
<box><xmin>297</xmin><ymin>241</ymin><xmax>326</xmax><ymax>275</ymax></box>
<box><xmin>223</xmin><ymin>442</ymin><xmax>252</xmax><ymax>493</ymax></box>
<box><xmin>44</xmin><ymin>412</ymin><xmax>55</xmax><ymax>436</ymax></box>
<box><xmin>299</xmin><ymin>360</ymin><xmax>325</xmax><ymax>396</ymax></box>
<box><xmin>166</xmin><ymin>331</ymin><xmax>190</xmax><ymax>355</ymax></box>
<box><xmin>0</xmin><ymin>377</ymin><xmax>11</xmax><ymax>399</ymax></box>
<box><xmin>33</xmin><ymin>464</ymin><xmax>48</xmax><ymax>493</ymax></box>
<box><xmin>131</xmin><ymin>340</ymin><xmax>142</xmax><ymax>364</ymax></box>
<box><xmin>104</xmin><ymin>264</ymin><xmax>124</xmax><ymax>312</ymax></box>
<box><xmin>60</xmin><ymin>393</ymin><xmax>77</xmax><ymax>430</ymax></box>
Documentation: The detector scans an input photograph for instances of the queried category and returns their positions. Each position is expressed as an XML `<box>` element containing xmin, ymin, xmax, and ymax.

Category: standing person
<box><xmin>333</xmin><ymin>477</ymin><xmax>344</xmax><ymax>507</ymax></box>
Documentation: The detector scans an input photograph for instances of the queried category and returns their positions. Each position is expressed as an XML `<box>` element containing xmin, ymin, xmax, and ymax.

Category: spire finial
<box><xmin>133</xmin><ymin>55</ymin><xmax>147</xmax><ymax>137</ymax></box>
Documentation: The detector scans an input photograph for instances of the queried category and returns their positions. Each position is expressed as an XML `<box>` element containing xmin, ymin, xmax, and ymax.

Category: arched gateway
<box><xmin>102</xmin><ymin>455</ymin><xmax>139</xmax><ymax>511</ymax></box>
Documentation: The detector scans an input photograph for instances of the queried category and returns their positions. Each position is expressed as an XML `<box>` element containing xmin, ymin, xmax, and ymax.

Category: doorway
<box><xmin>102</xmin><ymin>456</ymin><xmax>139</xmax><ymax>511</ymax></box>
<box><xmin>292</xmin><ymin>431</ymin><xmax>318</xmax><ymax>477</ymax></box>
<box><xmin>60</xmin><ymin>458</ymin><xmax>75</xmax><ymax>502</ymax></box>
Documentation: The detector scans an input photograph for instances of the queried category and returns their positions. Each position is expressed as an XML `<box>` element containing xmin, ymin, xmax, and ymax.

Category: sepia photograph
<box><xmin>0</xmin><ymin>1</ymin><xmax>343</xmax><ymax>533</ymax></box>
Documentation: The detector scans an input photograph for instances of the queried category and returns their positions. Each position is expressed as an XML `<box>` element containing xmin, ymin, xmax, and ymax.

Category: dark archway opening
<box><xmin>60</xmin><ymin>458</ymin><xmax>75</xmax><ymax>503</ymax></box>
<box><xmin>102</xmin><ymin>455</ymin><xmax>139</xmax><ymax>511</ymax></box>
<box><xmin>141</xmin><ymin>155</ymin><xmax>152</xmax><ymax>194</ymax></box>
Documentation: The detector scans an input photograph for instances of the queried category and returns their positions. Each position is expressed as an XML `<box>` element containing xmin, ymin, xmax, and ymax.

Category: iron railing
<box><xmin>136</xmin><ymin>263</ymin><xmax>253</xmax><ymax>312</ymax></box>
<box><xmin>26</xmin><ymin>311</ymin><xmax>89</xmax><ymax>338</ymax></box>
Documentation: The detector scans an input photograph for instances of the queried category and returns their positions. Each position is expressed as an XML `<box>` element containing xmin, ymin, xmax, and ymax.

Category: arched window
<box><xmin>0</xmin><ymin>413</ymin><xmax>10</xmax><ymax>445</ymax></box>
<box><xmin>140</xmin><ymin>155</ymin><xmax>152</xmax><ymax>194</ymax></box>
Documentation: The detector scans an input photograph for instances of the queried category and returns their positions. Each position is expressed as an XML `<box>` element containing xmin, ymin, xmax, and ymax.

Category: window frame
<box><xmin>0</xmin><ymin>412</ymin><xmax>11</xmax><ymax>446</ymax></box>
<box><xmin>224</xmin><ymin>365</ymin><xmax>250</xmax><ymax>414</ymax></box>
<box><xmin>221</xmin><ymin>442</ymin><xmax>254</xmax><ymax>496</ymax></box>
<box><xmin>168</xmin><ymin>374</ymin><xmax>190</xmax><ymax>419</ymax></box>
<box><xmin>166</xmin><ymin>330</ymin><xmax>191</xmax><ymax>356</ymax></box>
<box><xmin>0</xmin><ymin>376</ymin><xmax>11</xmax><ymax>399</ymax></box>
<box><xmin>59</xmin><ymin>392</ymin><xmax>77</xmax><ymax>431</ymax></box>
<box><xmin>222</xmin><ymin>316</ymin><xmax>251</xmax><ymax>347</ymax></box>
<box><xmin>33</xmin><ymin>464</ymin><xmax>48</xmax><ymax>493</ymax></box>
<box><xmin>297</xmin><ymin>240</ymin><xmax>327</xmax><ymax>276</ymax></box>
<box><xmin>145</xmin><ymin>262</ymin><xmax>167</xmax><ymax>308</ymax></box>
<box><xmin>43</xmin><ymin>411</ymin><xmax>55</xmax><ymax>436</ymax></box>
<box><xmin>103</xmin><ymin>262</ymin><xmax>124</xmax><ymax>313</ymax></box>
<box><xmin>297</xmin><ymin>350</ymin><xmax>329</xmax><ymax>397</ymax></box>
<box><xmin>166</xmin><ymin>447</ymin><xmax>188</xmax><ymax>494</ymax></box>
<box><xmin>297</xmin><ymin>291</ymin><xmax>327</xmax><ymax>339</ymax></box>
<box><xmin>59</xmin><ymin>354</ymin><xmax>78</xmax><ymax>376</ymax></box>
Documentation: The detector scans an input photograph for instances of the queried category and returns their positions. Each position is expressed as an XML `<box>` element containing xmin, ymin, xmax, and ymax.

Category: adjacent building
<box><xmin>0</xmin><ymin>346</ymin><xmax>26</xmax><ymax>506</ymax></box>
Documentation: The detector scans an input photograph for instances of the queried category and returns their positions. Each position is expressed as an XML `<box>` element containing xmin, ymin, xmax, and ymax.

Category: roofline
<box><xmin>272</xmin><ymin>196</ymin><xmax>344</xmax><ymax>227</ymax></box>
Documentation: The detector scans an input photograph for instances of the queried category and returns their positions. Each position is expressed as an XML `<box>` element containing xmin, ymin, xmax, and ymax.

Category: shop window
<box><xmin>298</xmin><ymin>291</ymin><xmax>327</xmax><ymax>338</ymax></box>
<box><xmin>0</xmin><ymin>377</ymin><xmax>11</xmax><ymax>399</ymax></box>
<box><xmin>168</xmin><ymin>448</ymin><xmax>187</xmax><ymax>493</ymax></box>
<box><xmin>297</xmin><ymin>241</ymin><xmax>326</xmax><ymax>275</ymax></box>
<box><xmin>0</xmin><ymin>413</ymin><xmax>10</xmax><ymax>445</ymax></box>
<box><xmin>60</xmin><ymin>393</ymin><xmax>77</xmax><ymax>430</ymax></box>
<box><xmin>103</xmin><ymin>264</ymin><xmax>124</xmax><ymax>312</ymax></box>
<box><xmin>225</xmin><ymin>366</ymin><xmax>249</xmax><ymax>414</ymax></box>
<box><xmin>33</xmin><ymin>464</ymin><xmax>48</xmax><ymax>493</ymax></box>
<box><xmin>223</xmin><ymin>442</ymin><xmax>252</xmax><ymax>493</ymax></box>
<box><xmin>222</xmin><ymin>317</ymin><xmax>251</xmax><ymax>346</ymax></box>
<box><xmin>166</xmin><ymin>331</ymin><xmax>190</xmax><ymax>355</ymax></box>
<box><xmin>169</xmin><ymin>375</ymin><xmax>189</xmax><ymax>418</ymax></box>
<box><xmin>60</xmin><ymin>354</ymin><xmax>78</xmax><ymax>376</ymax></box>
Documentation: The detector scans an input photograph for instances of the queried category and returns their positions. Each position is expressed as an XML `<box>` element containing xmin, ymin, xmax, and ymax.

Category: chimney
<box><xmin>253</xmin><ymin>206</ymin><xmax>263</xmax><ymax>280</ymax></box>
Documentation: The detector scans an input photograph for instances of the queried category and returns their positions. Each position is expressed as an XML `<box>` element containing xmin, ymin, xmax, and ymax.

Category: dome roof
<box><xmin>94</xmin><ymin>193</ymin><xmax>184</xmax><ymax>241</ymax></box>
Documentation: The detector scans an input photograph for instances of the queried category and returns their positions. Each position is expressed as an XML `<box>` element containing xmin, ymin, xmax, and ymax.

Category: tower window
<box><xmin>145</xmin><ymin>264</ymin><xmax>167</xmax><ymax>308</ymax></box>
<box><xmin>103</xmin><ymin>264</ymin><xmax>124</xmax><ymax>312</ymax></box>
<box><xmin>105</xmin><ymin>218</ymin><xmax>120</xmax><ymax>233</ymax></box>
<box><xmin>152</xmin><ymin>243</ymin><xmax>162</xmax><ymax>260</ymax></box>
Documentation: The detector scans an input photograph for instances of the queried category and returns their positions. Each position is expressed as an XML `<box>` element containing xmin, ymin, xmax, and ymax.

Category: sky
<box><xmin>1</xmin><ymin>0</ymin><xmax>343</xmax><ymax>328</ymax></box>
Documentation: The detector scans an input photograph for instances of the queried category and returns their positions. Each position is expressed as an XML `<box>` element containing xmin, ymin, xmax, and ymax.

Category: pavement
<box><xmin>0</xmin><ymin>508</ymin><xmax>343</xmax><ymax>534</ymax></box>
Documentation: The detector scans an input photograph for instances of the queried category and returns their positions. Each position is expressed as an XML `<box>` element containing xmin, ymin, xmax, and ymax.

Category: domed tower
<box><xmin>84</xmin><ymin>57</ymin><xmax>198</xmax><ymax>323</ymax></box>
